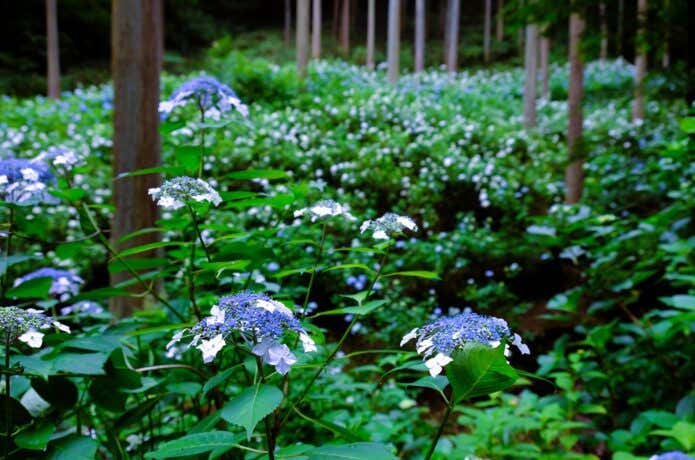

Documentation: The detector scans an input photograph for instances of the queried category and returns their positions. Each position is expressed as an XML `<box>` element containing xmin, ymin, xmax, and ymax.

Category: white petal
<box><xmin>299</xmin><ymin>332</ymin><xmax>317</xmax><ymax>353</ymax></box>
<box><xmin>53</xmin><ymin>321</ymin><xmax>71</xmax><ymax>333</ymax></box>
<box><xmin>197</xmin><ymin>334</ymin><xmax>225</xmax><ymax>363</ymax></box>
<box><xmin>400</xmin><ymin>328</ymin><xmax>419</xmax><ymax>347</ymax></box>
<box><xmin>19</xmin><ymin>331</ymin><xmax>44</xmax><ymax>348</ymax></box>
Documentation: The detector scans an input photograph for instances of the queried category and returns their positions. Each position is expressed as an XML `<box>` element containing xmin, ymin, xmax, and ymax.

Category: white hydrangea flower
<box><xmin>197</xmin><ymin>334</ymin><xmax>225</xmax><ymax>363</ymax></box>
<box><xmin>425</xmin><ymin>353</ymin><xmax>454</xmax><ymax>377</ymax></box>
<box><xmin>149</xmin><ymin>176</ymin><xmax>222</xmax><ymax>210</ymax></box>
<box><xmin>18</xmin><ymin>330</ymin><xmax>45</xmax><ymax>348</ymax></box>
<box><xmin>294</xmin><ymin>199</ymin><xmax>356</xmax><ymax>222</ymax></box>
<box><xmin>360</xmin><ymin>212</ymin><xmax>418</xmax><ymax>240</ymax></box>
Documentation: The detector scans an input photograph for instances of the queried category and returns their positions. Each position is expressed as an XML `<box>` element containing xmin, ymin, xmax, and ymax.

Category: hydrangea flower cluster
<box><xmin>34</xmin><ymin>146</ymin><xmax>80</xmax><ymax>170</ymax></box>
<box><xmin>401</xmin><ymin>310</ymin><xmax>530</xmax><ymax>377</ymax></box>
<box><xmin>0</xmin><ymin>158</ymin><xmax>58</xmax><ymax>206</ymax></box>
<box><xmin>60</xmin><ymin>300</ymin><xmax>104</xmax><ymax>316</ymax></box>
<box><xmin>148</xmin><ymin>176</ymin><xmax>222</xmax><ymax>210</ymax></box>
<box><xmin>649</xmin><ymin>453</ymin><xmax>693</xmax><ymax>460</ymax></box>
<box><xmin>167</xmin><ymin>292</ymin><xmax>316</xmax><ymax>374</ymax></box>
<box><xmin>14</xmin><ymin>268</ymin><xmax>84</xmax><ymax>302</ymax></box>
<box><xmin>0</xmin><ymin>306</ymin><xmax>70</xmax><ymax>348</ymax></box>
<box><xmin>360</xmin><ymin>213</ymin><xmax>418</xmax><ymax>240</ymax></box>
<box><xmin>159</xmin><ymin>76</ymin><xmax>248</xmax><ymax>119</ymax></box>
<box><xmin>294</xmin><ymin>199</ymin><xmax>356</xmax><ymax>222</ymax></box>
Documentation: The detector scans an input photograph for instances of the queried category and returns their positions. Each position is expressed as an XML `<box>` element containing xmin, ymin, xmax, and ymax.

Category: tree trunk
<box><xmin>445</xmin><ymin>0</ymin><xmax>460</xmax><ymax>72</ymax></box>
<box><xmin>565</xmin><ymin>11</ymin><xmax>584</xmax><ymax>204</ymax></box>
<box><xmin>483</xmin><ymin>0</ymin><xmax>492</xmax><ymax>63</ymax></box>
<box><xmin>366</xmin><ymin>0</ymin><xmax>375</xmax><ymax>69</ymax></box>
<box><xmin>285</xmin><ymin>0</ymin><xmax>292</xmax><ymax>47</ymax></box>
<box><xmin>339</xmin><ymin>0</ymin><xmax>350</xmax><ymax>55</ymax></box>
<box><xmin>496</xmin><ymin>0</ymin><xmax>504</xmax><ymax>41</ymax></box>
<box><xmin>332</xmin><ymin>0</ymin><xmax>340</xmax><ymax>40</ymax></box>
<box><xmin>387</xmin><ymin>0</ymin><xmax>400</xmax><ymax>84</ymax></box>
<box><xmin>414</xmin><ymin>0</ymin><xmax>425</xmax><ymax>72</ymax></box>
<box><xmin>617</xmin><ymin>0</ymin><xmax>624</xmax><ymax>56</ymax></box>
<box><xmin>297</xmin><ymin>0</ymin><xmax>310</xmax><ymax>76</ymax></box>
<box><xmin>312</xmin><ymin>0</ymin><xmax>321</xmax><ymax>59</ymax></box>
<box><xmin>45</xmin><ymin>0</ymin><xmax>60</xmax><ymax>99</ymax></box>
<box><xmin>599</xmin><ymin>2</ymin><xmax>607</xmax><ymax>60</ymax></box>
<box><xmin>632</xmin><ymin>0</ymin><xmax>647</xmax><ymax>122</ymax></box>
<box><xmin>540</xmin><ymin>35</ymin><xmax>550</xmax><ymax>99</ymax></box>
<box><xmin>662</xmin><ymin>0</ymin><xmax>669</xmax><ymax>68</ymax></box>
<box><xmin>111</xmin><ymin>0</ymin><xmax>163</xmax><ymax>317</ymax></box>
<box><xmin>523</xmin><ymin>23</ymin><xmax>538</xmax><ymax>128</ymax></box>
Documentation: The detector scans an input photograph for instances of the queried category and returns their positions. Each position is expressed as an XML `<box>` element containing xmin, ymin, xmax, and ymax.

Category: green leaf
<box><xmin>659</xmin><ymin>294</ymin><xmax>695</xmax><ymax>311</ymax></box>
<box><xmin>384</xmin><ymin>270</ymin><xmax>439</xmax><ymax>280</ymax></box>
<box><xmin>650</xmin><ymin>421</ymin><xmax>695</xmax><ymax>451</ymax></box>
<box><xmin>144</xmin><ymin>431</ymin><xmax>243</xmax><ymax>459</ymax></box>
<box><xmin>115</xmin><ymin>166</ymin><xmax>182</xmax><ymax>180</ymax></box>
<box><xmin>7</xmin><ymin>276</ymin><xmax>53</xmax><ymax>299</ymax></box>
<box><xmin>174</xmin><ymin>145</ymin><xmax>202</xmax><ymax>173</ymax></box>
<box><xmin>312</xmin><ymin>300</ymin><xmax>386</xmax><ymax>318</ymax></box>
<box><xmin>51</xmin><ymin>352</ymin><xmax>109</xmax><ymax>375</ymax></box>
<box><xmin>47</xmin><ymin>436</ymin><xmax>98</xmax><ymax>460</ymax></box>
<box><xmin>679</xmin><ymin>117</ymin><xmax>695</xmax><ymax>133</ymax></box>
<box><xmin>202</xmin><ymin>365</ymin><xmax>241</xmax><ymax>397</ymax></box>
<box><xmin>446</xmin><ymin>344</ymin><xmax>518</xmax><ymax>403</ymax></box>
<box><xmin>117</xmin><ymin>241</ymin><xmax>186</xmax><ymax>258</ymax></box>
<box><xmin>227</xmin><ymin>169</ymin><xmax>287</xmax><ymax>180</ymax></box>
<box><xmin>15</xmin><ymin>423</ymin><xmax>55</xmax><ymax>450</ymax></box>
<box><xmin>0</xmin><ymin>254</ymin><xmax>39</xmax><ymax>276</ymax></box>
<box><xmin>220</xmin><ymin>384</ymin><xmax>283</xmax><ymax>439</ymax></box>
<box><xmin>323</xmin><ymin>263</ymin><xmax>375</xmax><ymax>274</ymax></box>
<box><xmin>407</xmin><ymin>375</ymin><xmax>449</xmax><ymax>401</ymax></box>
<box><xmin>306</xmin><ymin>442</ymin><xmax>397</xmax><ymax>460</ymax></box>
<box><xmin>199</xmin><ymin>260</ymin><xmax>251</xmax><ymax>278</ymax></box>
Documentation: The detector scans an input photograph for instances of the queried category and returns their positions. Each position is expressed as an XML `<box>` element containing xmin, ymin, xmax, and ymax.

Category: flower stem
<box><xmin>4</xmin><ymin>334</ymin><xmax>11</xmax><ymax>460</ymax></box>
<box><xmin>186</xmin><ymin>204</ymin><xmax>212</xmax><ymax>263</ymax></box>
<box><xmin>254</xmin><ymin>356</ymin><xmax>276</xmax><ymax>460</ymax></box>
<box><xmin>1</xmin><ymin>206</ymin><xmax>15</xmax><ymax>298</ymax></box>
<box><xmin>197</xmin><ymin>107</ymin><xmax>207</xmax><ymax>179</ymax></box>
<box><xmin>279</xmin><ymin>248</ymin><xmax>389</xmax><ymax>427</ymax></box>
<box><xmin>299</xmin><ymin>222</ymin><xmax>328</xmax><ymax>321</ymax></box>
<box><xmin>424</xmin><ymin>404</ymin><xmax>453</xmax><ymax>460</ymax></box>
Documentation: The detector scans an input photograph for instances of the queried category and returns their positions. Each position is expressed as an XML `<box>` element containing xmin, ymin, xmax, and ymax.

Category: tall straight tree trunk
<box><xmin>632</xmin><ymin>0</ymin><xmax>647</xmax><ymax>121</ymax></box>
<box><xmin>339</xmin><ymin>0</ymin><xmax>350</xmax><ymax>55</ymax></box>
<box><xmin>387</xmin><ymin>0</ymin><xmax>400</xmax><ymax>84</ymax></box>
<box><xmin>111</xmin><ymin>0</ymin><xmax>163</xmax><ymax>317</ymax></box>
<box><xmin>414</xmin><ymin>0</ymin><xmax>425</xmax><ymax>72</ymax></box>
<box><xmin>617</xmin><ymin>0</ymin><xmax>624</xmax><ymax>56</ymax></box>
<box><xmin>662</xmin><ymin>0</ymin><xmax>670</xmax><ymax>68</ymax></box>
<box><xmin>45</xmin><ymin>0</ymin><xmax>60</xmax><ymax>99</ymax></box>
<box><xmin>599</xmin><ymin>2</ymin><xmax>607</xmax><ymax>60</ymax></box>
<box><xmin>366</xmin><ymin>0</ymin><xmax>375</xmax><ymax>68</ymax></box>
<box><xmin>312</xmin><ymin>0</ymin><xmax>321</xmax><ymax>58</ymax></box>
<box><xmin>445</xmin><ymin>0</ymin><xmax>460</xmax><ymax>72</ymax></box>
<box><xmin>540</xmin><ymin>34</ymin><xmax>550</xmax><ymax>99</ymax></box>
<box><xmin>496</xmin><ymin>0</ymin><xmax>504</xmax><ymax>41</ymax></box>
<box><xmin>523</xmin><ymin>22</ymin><xmax>538</xmax><ymax>128</ymax></box>
<box><xmin>285</xmin><ymin>0</ymin><xmax>292</xmax><ymax>46</ymax></box>
<box><xmin>332</xmin><ymin>0</ymin><xmax>340</xmax><ymax>40</ymax></box>
<box><xmin>565</xmin><ymin>11</ymin><xmax>584</xmax><ymax>204</ymax></box>
<box><xmin>297</xmin><ymin>0</ymin><xmax>310</xmax><ymax>76</ymax></box>
<box><xmin>483</xmin><ymin>0</ymin><xmax>492</xmax><ymax>63</ymax></box>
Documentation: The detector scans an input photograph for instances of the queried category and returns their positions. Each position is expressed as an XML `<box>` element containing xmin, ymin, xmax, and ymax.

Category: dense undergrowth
<box><xmin>0</xmin><ymin>45</ymin><xmax>693</xmax><ymax>460</ymax></box>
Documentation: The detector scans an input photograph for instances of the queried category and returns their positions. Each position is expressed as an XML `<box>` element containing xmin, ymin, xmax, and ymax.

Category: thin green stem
<box><xmin>197</xmin><ymin>107</ymin><xmax>207</xmax><ymax>178</ymax></box>
<box><xmin>1</xmin><ymin>207</ymin><xmax>15</xmax><ymax>298</ymax></box>
<box><xmin>186</xmin><ymin>204</ymin><xmax>212</xmax><ymax>263</ymax></box>
<box><xmin>254</xmin><ymin>356</ymin><xmax>276</xmax><ymax>460</ymax></box>
<box><xmin>299</xmin><ymin>223</ymin><xmax>328</xmax><ymax>321</ymax></box>
<box><xmin>279</xmin><ymin>248</ymin><xmax>389</xmax><ymax>427</ymax></box>
<box><xmin>4</xmin><ymin>334</ymin><xmax>11</xmax><ymax>460</ymax></box>
<box><xmin>79</xmin><ymin>202</ymin><xmax>185</xmax><ymax>321</ymax></box>
<box><xmin>424</xmin><ymin>404</ymin><xmax>453</xmax><ymax>460</ymax></box>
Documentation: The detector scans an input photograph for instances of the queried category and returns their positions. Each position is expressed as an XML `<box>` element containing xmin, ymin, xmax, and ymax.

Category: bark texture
<box><xmin>565</xmin><ymin>12</ymin><xmax>585</xmax><ymax>204</ymax></box>
<box><xmin>523</xmin><ymin>24</ymin><xmax>538</xmax><ymax>128</ymax></box>
<box><xmin>599</xmin><ymin>2</ymin><xmax>608</xmax><ymax>60</ymax></box>
<box><xmin>387</xmin><ymin>0</ymin><xmax>400</xmax><ymax>84</ymax></box>
<box><xmin>366</xmin><ymin>0</ymin><xmax>375</xmax><ymax>69</ymax></box>
<box><xmin>111</xmin><ymin>0</ymin><xmax>163</xmax><ymax>317</ymax></box>
<box><xmin>297</xmin><ymin>0</ymin><xmax>310</xmax><ymax>77</ymax></box>
<box><xmin>45</xmin><ymin>0</ymin><xmax>60</xmax><ymax>99</ymax></box>
<box><xmin>632</xmin><ymin>0</ymin><xmax>647</xmax><ymax>121</ymax></box>
<box><xmin>340</xmin><ymin>0</ymin><xmax>350</xmax><ymax>54</ymax></box>
<box><xmin>540</xmin><ymin>35</ymin><xmax>550</xmax><ymax>100</ymax></box>
<box><xmin>483</xmin><ymin>0</ymin><xmax>492</xmax><ymax>63</ymax></box>
<box><xmin>445</xmin><ymin>0</ymin><xmax>460</xmax><ymax>72</ymax></box>
<box><xmin>312</xmin><ymin>0</ymin><xmax>321</xmax><ymax>59</ymax></box>
<box><xmin>285</xmin><ymin>0</ymin><xmax>292</xmax><ymax>46</ymax></box>
<box><xmin>414</xmin><ymin>0</ymin><xmax>425</xmax><ymax>72</ymax></box>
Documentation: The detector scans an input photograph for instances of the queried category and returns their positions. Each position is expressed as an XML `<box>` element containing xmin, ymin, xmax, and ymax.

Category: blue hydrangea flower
<box><xmin>0</xmin><ymin>306</ymin><xmax>70</xmax><ymax>348</ymax></box>
<box><xmin>294</xmin><ymin>199</ymin><xmax>356</xmax><ymax>222</ymax></box>
<box><xmin>13</xmin><ymin>268</ymin><xmax>84</xmax><ymax>302</ymax></box>
<box><xmin>360</xmin><ymin>212</ymin><xmax>418</xmax><ymax>240</ymax></box>
<box><xmin>401</xmin><ymin>310</ymin><xmax>529</xmax><ymax>376</ymax></box>
<box><xmin>60</xmin><ymin>300</ymin><xmax>104</xmax><ymax>316</ymax></box>
<box><xmin>167</xmin><ymin>292</ymin><xmax>316</xmax><ymax>374</ymax></box>
<box><xmin>148</xmin><ymin>176</ymin><xmax>222</xmax><ymax>210</ymax></box>
<box><xmin>650</xmin><ymin>453</ymin><xmax>694</xmax><ymax>460</ymax></box>
<box><xmin>34</xmin><ymin>146</ymin><xmax>80</xmax><ymax>170</ymax></box>
<box><xmin>0</xmin><ymin>158</ymin><xmax>58</xmax><ymax>206</ymax></box>
<box><xmin>159</xmin><ymin>76</ymin><xmax>248</xmax><ymax>119</ymax></box>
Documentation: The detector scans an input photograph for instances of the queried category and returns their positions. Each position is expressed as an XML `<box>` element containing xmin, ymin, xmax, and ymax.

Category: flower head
<box><xmin>159</xmin><ymin>76</ymin><xmax>248</xmax><ymax>119</ymax></box>
<box><xmin>360</xmin><ymin>213</ymin><xmax>418</xmax><ymax>240</ymax></box>
<box><xmin>167</xmin><ymin>292</ymin><xmax>316</xmax><ymax>374</ymax></box>
<box><xmin>401</xmin><ymin>310</ymin><xmax>529</xmax><ymax>376</ymax></box>
<box><xmin>0</xmin><ymin>158</ymin><xmax>58</xmax><ymax>206</ymax></box>
<box><xmin>148</xmin><ymin>176</ymin><xmax>222</xmax><ymax>210</ymax></box>
<box><xmin>294</xmin><ymin>199</ymin><xmax>356</xmax><ymax>222</ymax></box>
<box><xmin>0</xmin><ymin>306</ymin><xmax>70</xmax><ymax>348</ymax></box>
<box><xmin>649</xmin><ymin>453</ymin><xmax>694</xmax><ymax>460</ymax></box>
<box><xmin>14</xmin><ymin>268</ymin><xmax>84</xmax><ymax>302</ymax></box>
<box><xmin>60</xmin><ymin>300</ymin><xmax>104</xmax><ymax>316</ymax></box>
<box><xmin>34</xmin><ymin>147</ymin><xmax>81</xmax><ymax>170</ymax></box>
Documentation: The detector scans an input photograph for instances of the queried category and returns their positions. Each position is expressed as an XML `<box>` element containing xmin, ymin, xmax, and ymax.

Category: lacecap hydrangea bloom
<box><xmin>650</xmin><ymin>453</ymin><xmax>694</xmax><ymax>460</ymax></box>
<box><xmin>294</xmin><ymin>199</ymin><xmax>356</xmax><ymax>222</ymax></box>
<box><xmin>360</xmin><ymin>212</ymin><xmax>418</xmax><ymax>240</ymax></box>
<box><xmin>167</xmin><ymin>292</ymin><xmax>316</xmax><ymax>375</ymax></box>
<box><xmin>148</xmin><ymin>176</ymin><xmax>222</xmax><ymax>210</ymax></box>
<box><xmin>33</xmin><ymin>146</ymin><xmax>80</xmax><ymax>170</ymax></box>
<box><xmin>14</xmin><ymin>268</ymin><xmax>84</xmax><ymax>302</ymax></box>
<box><xmin>401</xmin><ymin>310</ymin><xmax>530</xmax><ymax>377</ymax></box>
<box><xmin>159</xmin><ymin>76</ymin><xmax>248</xmax><ymax>119</ymax></box>
<box><xmin>0</xmin><ymin>306</ymin><xmax>70</xmax><ymax>348</ymax></box>
<box><xmin>0</xmin><ymin>158</ymin><xmax>58</xmax><ymax>206</ymax></box>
